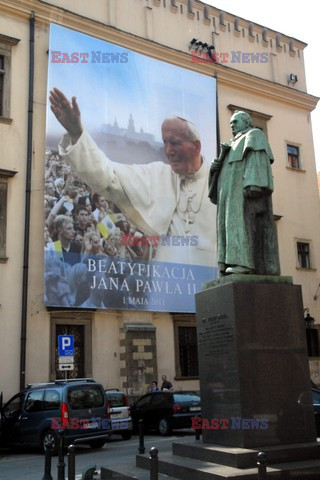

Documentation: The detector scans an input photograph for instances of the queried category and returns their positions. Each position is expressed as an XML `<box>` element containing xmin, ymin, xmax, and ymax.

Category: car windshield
<box><xmin>68</xmin><ymin>386</ymin><xmax>104</xmax><ymax>409</ymax></box>
<box><xmin>173</xmin><ymin>393</ymin><xmax>200</xmax><ymax>403</ymax></box>
<box><xmin>106</xmin><ymin>392</ymin><xmax>125</xmax><ymax>407</ymax></box>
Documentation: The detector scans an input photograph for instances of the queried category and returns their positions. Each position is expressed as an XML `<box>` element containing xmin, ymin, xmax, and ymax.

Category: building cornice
<box><xmin>0</xmin><ymin>0</ymin><xmax>318</xmax><ymax>112</ymax></box>
<box><xmin>0</xmin><ymin>168</ymin><xmax>17</xmax><ymax>177</ymax></box>
<box><xmin>194</xmin><ymin>0</ymin><xmax>307</xmax><ymax>48</ymax></box>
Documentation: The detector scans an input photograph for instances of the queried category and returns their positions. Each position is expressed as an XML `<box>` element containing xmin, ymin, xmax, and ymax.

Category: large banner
<box><xmin>45</xmin><ymin>24</ymin><xmax>217</xmax><ymax>312</ymax></box>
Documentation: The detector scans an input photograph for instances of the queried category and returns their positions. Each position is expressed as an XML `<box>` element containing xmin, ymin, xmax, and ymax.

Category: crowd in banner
<box><xmin>44</xmin><ymin>150</ymin><xmax>151</xmax><ymax>308</ymax></box>
<box><xmin>44</xmin><ymin>149</ymin><xmax>150</xmax><ymax>261</ymax></box>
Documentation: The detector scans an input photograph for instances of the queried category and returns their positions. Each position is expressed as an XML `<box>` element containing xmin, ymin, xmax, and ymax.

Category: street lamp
<box><xmin>304</xmin><ymin>308</ymin><xmax>315</xmax><ymax>329</ymax></box>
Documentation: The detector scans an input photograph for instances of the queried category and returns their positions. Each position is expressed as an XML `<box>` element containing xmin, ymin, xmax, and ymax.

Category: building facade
<box><xmin>1</xmin><ymin>0</ymin><xmax>320</xmax><ymax>400</ymax></box>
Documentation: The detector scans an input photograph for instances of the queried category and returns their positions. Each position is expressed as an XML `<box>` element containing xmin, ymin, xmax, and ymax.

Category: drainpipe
<box><xmin>20</xmin><ymin>11</ymin><xmax>35</xmax><ymax>391</ymax></box>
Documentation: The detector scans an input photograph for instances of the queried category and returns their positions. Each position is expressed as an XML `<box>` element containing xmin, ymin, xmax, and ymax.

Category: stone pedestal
<box><xmin>195</xmin><ymin>275</ymin><xmax>316</xmax><ymax>448</ymax></box>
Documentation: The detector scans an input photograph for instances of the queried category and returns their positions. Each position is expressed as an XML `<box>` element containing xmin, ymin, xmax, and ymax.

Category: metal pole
<box><xmin>138</xmin><ymin>419</ymin><xmax>145</xmax><ymax>454</ymax></box>
<box><xmin>257</xmin><ymin>451</ymin><xmax>267</xmax><ymax>480</ymax></box>
<box><xmin>149</xmin><ymin>447</ymin><xmax>158</xmax><ymax>480</ymax></box>
<box><xmin>41</xmin><ymin>440</ymin><xmax>53</xmax><ymax>480</ymax></box>
<box><xmin>67</xmin><ymin>445</ymin><xmax>76</xmax><ymax>480</ymax></box>
<box><xmin>57</xmin><ymin>429</ymin><xmax>66</xmax><ymax>480</ymax></box>
<box><xmin>20</xmin><ymin>10</ymin><xmax>35</xmax><ymax>392</ymax></box>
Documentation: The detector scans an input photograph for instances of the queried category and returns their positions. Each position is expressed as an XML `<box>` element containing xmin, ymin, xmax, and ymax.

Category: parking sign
<box><xmin>58</xmin><ymin>335</ymin><xmax>74</xmax><ymax>356</ymax></box>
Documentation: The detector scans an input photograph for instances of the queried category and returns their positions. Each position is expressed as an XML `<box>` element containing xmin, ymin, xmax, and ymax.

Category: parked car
<box><xmin>0</xmin><ymin>378</ymin><xmax>111</xmax><ymax>454</ymax></box>
<box><xmin>312</xmin><ymin>383</ymin><xmax>320</xmax><ymax>436</ymax></box>
<box><xmin>130</xmin><ymin>391</ymin><xmax>201</xmax><ymax>436</ymax></box>
<box><xmin>105</xmin><ymin>389</ymin><xmax>133</xmax><ymax>440</ymax></box>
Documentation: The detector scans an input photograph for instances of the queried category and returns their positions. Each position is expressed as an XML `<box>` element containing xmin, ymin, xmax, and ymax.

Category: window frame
<box><xmin>43</xmin><ymin>389</ymin><xmax>61</xmax><ymax>411</ymax></box>
<box><xmin>173</xmin><ymin>314</ymin><xmax>199</xmax><ymax>380</ymax></box>
<box><xmin>0</xmin><ymin>53</ymin><xmax>4</xmax><ymax>116</ymax></box>
<box><xmin>0</xmin><ymin>33</ymin><xmax>20</xmax><ymax>121</ymax></box>
<box><xmin>287</xmin><ymin>143</ymin><xmax>302</xmax><ymax>170</ymax></box>
<box><xmin>0</xmin><ymin>169</ymin><xmax>17</xmax><ymax>262</ymax></box>
<box><xmin>227</xmin><ymin>104</ymin><xmax>272</xmax><ymax>136</ymax></box>
<box><xmin>24</xmin><ymin>390</ymin><xmax>45</xmax><ymax>413</ymax></box>
<box><xmin>49</xmin><ymin>313</ymin><xmax>93</xmax><ymax>381</ymax></box>
<box><xmin>295</xmin><ymin>238</ymin><xmax>315</xmax><ymax>271</ymax></box>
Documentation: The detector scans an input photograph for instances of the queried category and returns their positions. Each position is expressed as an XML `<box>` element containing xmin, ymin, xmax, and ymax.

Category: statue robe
<box><xmin>214</xmin><ymin>128</ymin><xmax>280</xmax><ymax>275</ymax></box>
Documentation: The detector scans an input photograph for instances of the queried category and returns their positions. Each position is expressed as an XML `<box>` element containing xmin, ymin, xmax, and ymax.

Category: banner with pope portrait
<box><xmin>44</xmin><ymin>23</ymin><xmax>217</xmax><ymax>312</ymax></box>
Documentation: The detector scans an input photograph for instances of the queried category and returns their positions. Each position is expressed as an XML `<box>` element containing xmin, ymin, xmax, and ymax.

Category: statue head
<box><xmin>230</xmin><ymin>111</ymin><xmax>253</xmax><ymax>136</ymax></box>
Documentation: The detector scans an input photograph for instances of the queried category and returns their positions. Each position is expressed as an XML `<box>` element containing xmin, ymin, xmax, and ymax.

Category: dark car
<box><xmin>130</xmin><ymin>391</ymin><xmax>201</xmax><ymax>435</ymax></box>
<box><xmin>0</xmin><ymin>379</ymin><xmax>111</xmax><ymax>454</ymax></box>
<box><xmin>312</xmin><ymin>384</ymin><xmax>320</xmax><ymax>436</ymax></box>
<box><xmin>105</xmin><ymin>389</ymin><xmax>133</xmax><ymax>440</ymax></box>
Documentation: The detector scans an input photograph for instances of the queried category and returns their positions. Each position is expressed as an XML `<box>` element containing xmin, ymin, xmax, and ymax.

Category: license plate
<box><xmin>111</xmin><ymin>412</ymin><xmax>122</xmax><ymax>418</ymax></box>
<box><xmin>190</xmin><ymin>407</ymin><xmax>201</xmax><ymax>411</ymax></box>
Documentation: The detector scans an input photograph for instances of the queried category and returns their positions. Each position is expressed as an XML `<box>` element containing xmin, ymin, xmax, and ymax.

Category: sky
<box><xmin>205</xmin><ymin>0</ymin><xmax>320</xmax><ymax>172</ymax></box>
<box><xmin>47</xmin><ymin>24</ymin><xmax>217</xmax><ymax>161</ymax></box>
<box><xmin>47</xmin><ymin>24</ymin><xmax>217</xmax><ymax>160</ymax></box>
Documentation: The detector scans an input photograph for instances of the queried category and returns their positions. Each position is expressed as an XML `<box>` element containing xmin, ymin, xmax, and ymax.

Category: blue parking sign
<box><xmin>58</xmin><ymin>335</ymin><xmax>74</xmax><ymax>356</ymax></box>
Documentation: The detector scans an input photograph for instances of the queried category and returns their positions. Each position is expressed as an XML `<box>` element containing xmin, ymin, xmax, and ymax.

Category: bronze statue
<box><xmin>209</xmin><ymin>111</ymin><xmax>280</xmax><ymax>276</ymax></box>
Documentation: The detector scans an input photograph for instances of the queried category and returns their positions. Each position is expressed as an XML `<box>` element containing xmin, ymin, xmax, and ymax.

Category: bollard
<box><xmin>41</xmin><ymin>440</ymin><xmax>53</xmax><ymax>480</ymax></box>
<box><xmin>57</xmin><ymin>429</ymin><xmax>66</xmax><ymax>480</ymax></box>
<box><xmin>257</xmin><ymin>451</ymin><xmax>267</xmax><ymax>480</ymax></box>
<box><xmin>81</xmin><ymin>465</ymin><xmax>97</xmax><ymax>480</ymax></box>
<box><xmin>67</xmin><ymin>444</ymin><xmax>76</xmax><ymax>480</ymax></box>
<box><xmin>138</xmin><ymin>419</ymin><xmax>145</xmax><ymax>454</ymax></box>
<box><xmin>149</xmin><ymin>447</ymin><xmax>158</xmax><ymax>480</ymax></box>
<box><xmin>195</xmin><ymin>428</ymin><xmax>201</xmax><ymax>441</ymax></box>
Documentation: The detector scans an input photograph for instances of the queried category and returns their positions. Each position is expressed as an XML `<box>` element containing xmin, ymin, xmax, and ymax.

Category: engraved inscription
<box><xmin>198</xmin><ymin>315</ymin><xmax>234</xmax><ymax>357</ymax></box>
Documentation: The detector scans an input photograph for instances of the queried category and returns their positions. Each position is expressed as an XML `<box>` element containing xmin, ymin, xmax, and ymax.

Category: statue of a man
<box><xmin>209</xmin><ymin>111</ymin><xmax>280</xmax><ymax>276</ymax></box>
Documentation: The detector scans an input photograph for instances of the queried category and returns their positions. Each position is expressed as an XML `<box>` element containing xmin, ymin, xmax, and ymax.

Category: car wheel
<box><xmin>42</xmin><ymin>429</ymin><xmax>59</xmax><ymax>455</ymax></box>
<box><xmin>121</xmin><ymin>431</ymin><xmax>132</xmax><ymax>440</ymax></box>
<box><xmin>88</xmin><ymin>439</ymin><xmax>106</xmax><ymax>449</ymax></box>
<box><xmin>158</xmin><ymin>418</ymin><xmax>172</xmax><ymax>436</ymax></box>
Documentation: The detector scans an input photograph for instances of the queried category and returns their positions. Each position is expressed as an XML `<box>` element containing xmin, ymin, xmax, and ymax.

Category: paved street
<box><xmin>0</xmin><ymin>431</ymin><xmax>193</xmax><ymax>480</ymax></box>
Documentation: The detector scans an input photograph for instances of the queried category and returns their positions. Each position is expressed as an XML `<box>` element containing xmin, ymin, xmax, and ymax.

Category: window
<box><xmin>106</xmin><ymin>392</ymin><xmax>126</xmax><ymax>408</ymax></box>
<box><xmin>25</xmin><ymin>390</ymin><xmax>44</xmax><ymax>412</ymax></box>
<box><xmin>0</xmin><ymin>54</ymin><xmax>4</xmax><ymax>115</ymax></box>
<box><xmin>173</xmin><ymin>393</ymin><xmax>200</xmax><ymax>403</ymax></box>
<box><xmin>297</xmin><ymin>242</ymin><xmax>311</xmax><ymax>269</ymax></box>
<box><xmin>0</xmin><ymin>33</ymin><xmax>20</xmax><ymax>120</ymax></box>
<box><xmin>151</xmin><ymin>394</ymin><xmax>171</xmax><ymax>408</ymax></box>
<box><xmin>50</xmin><ymin>314</ymin><xmax>93</xmax><ymax>381</ymax></box>
<box><xmin>174</xmin><ymin>315</ymin><xmax>199</xmax><ymax>378</ymax></box>
<box><xmin>135</xmin><ymin>395</ymin><xmax>152</xmax><ymax>408</ymax></box>
<box><xmin>227</xmin><ymin>104</ymin><xmax>272</xmax><ymax>136</ymax></box>
<box><xmin>178</xmin><ymin>326</ymin><xmax>199</xmax><ymax>377</ymax></box>
<box><xmin>0</xmin><ymin>169</ymin><xmax>17</xmax><ymax>261</ymax></box>
<box><xmin>3</xmin><ymin>394</ymin><xmax>24</xmax><ymax>416</ymax></box>
<box><xmin>287</xmin><ymin>145</ymin><xmax>300</xmax><ymax>169</ymax></box>
<box><xmin>43</xmin><ymin>389</ymin><xmax>60</xmax><ymax>411</ymax></box>
<box><xmin>68</xmin><ymin>386</ymin><xmax>104</xmax><ymax>409</ymax></box>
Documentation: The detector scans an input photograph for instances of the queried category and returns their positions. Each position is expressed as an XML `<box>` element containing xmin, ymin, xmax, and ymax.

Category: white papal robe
<box><xmin>59</xmin><ymin>131</ymin><xmax>216</xmax><ymax>267</ymax></box>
